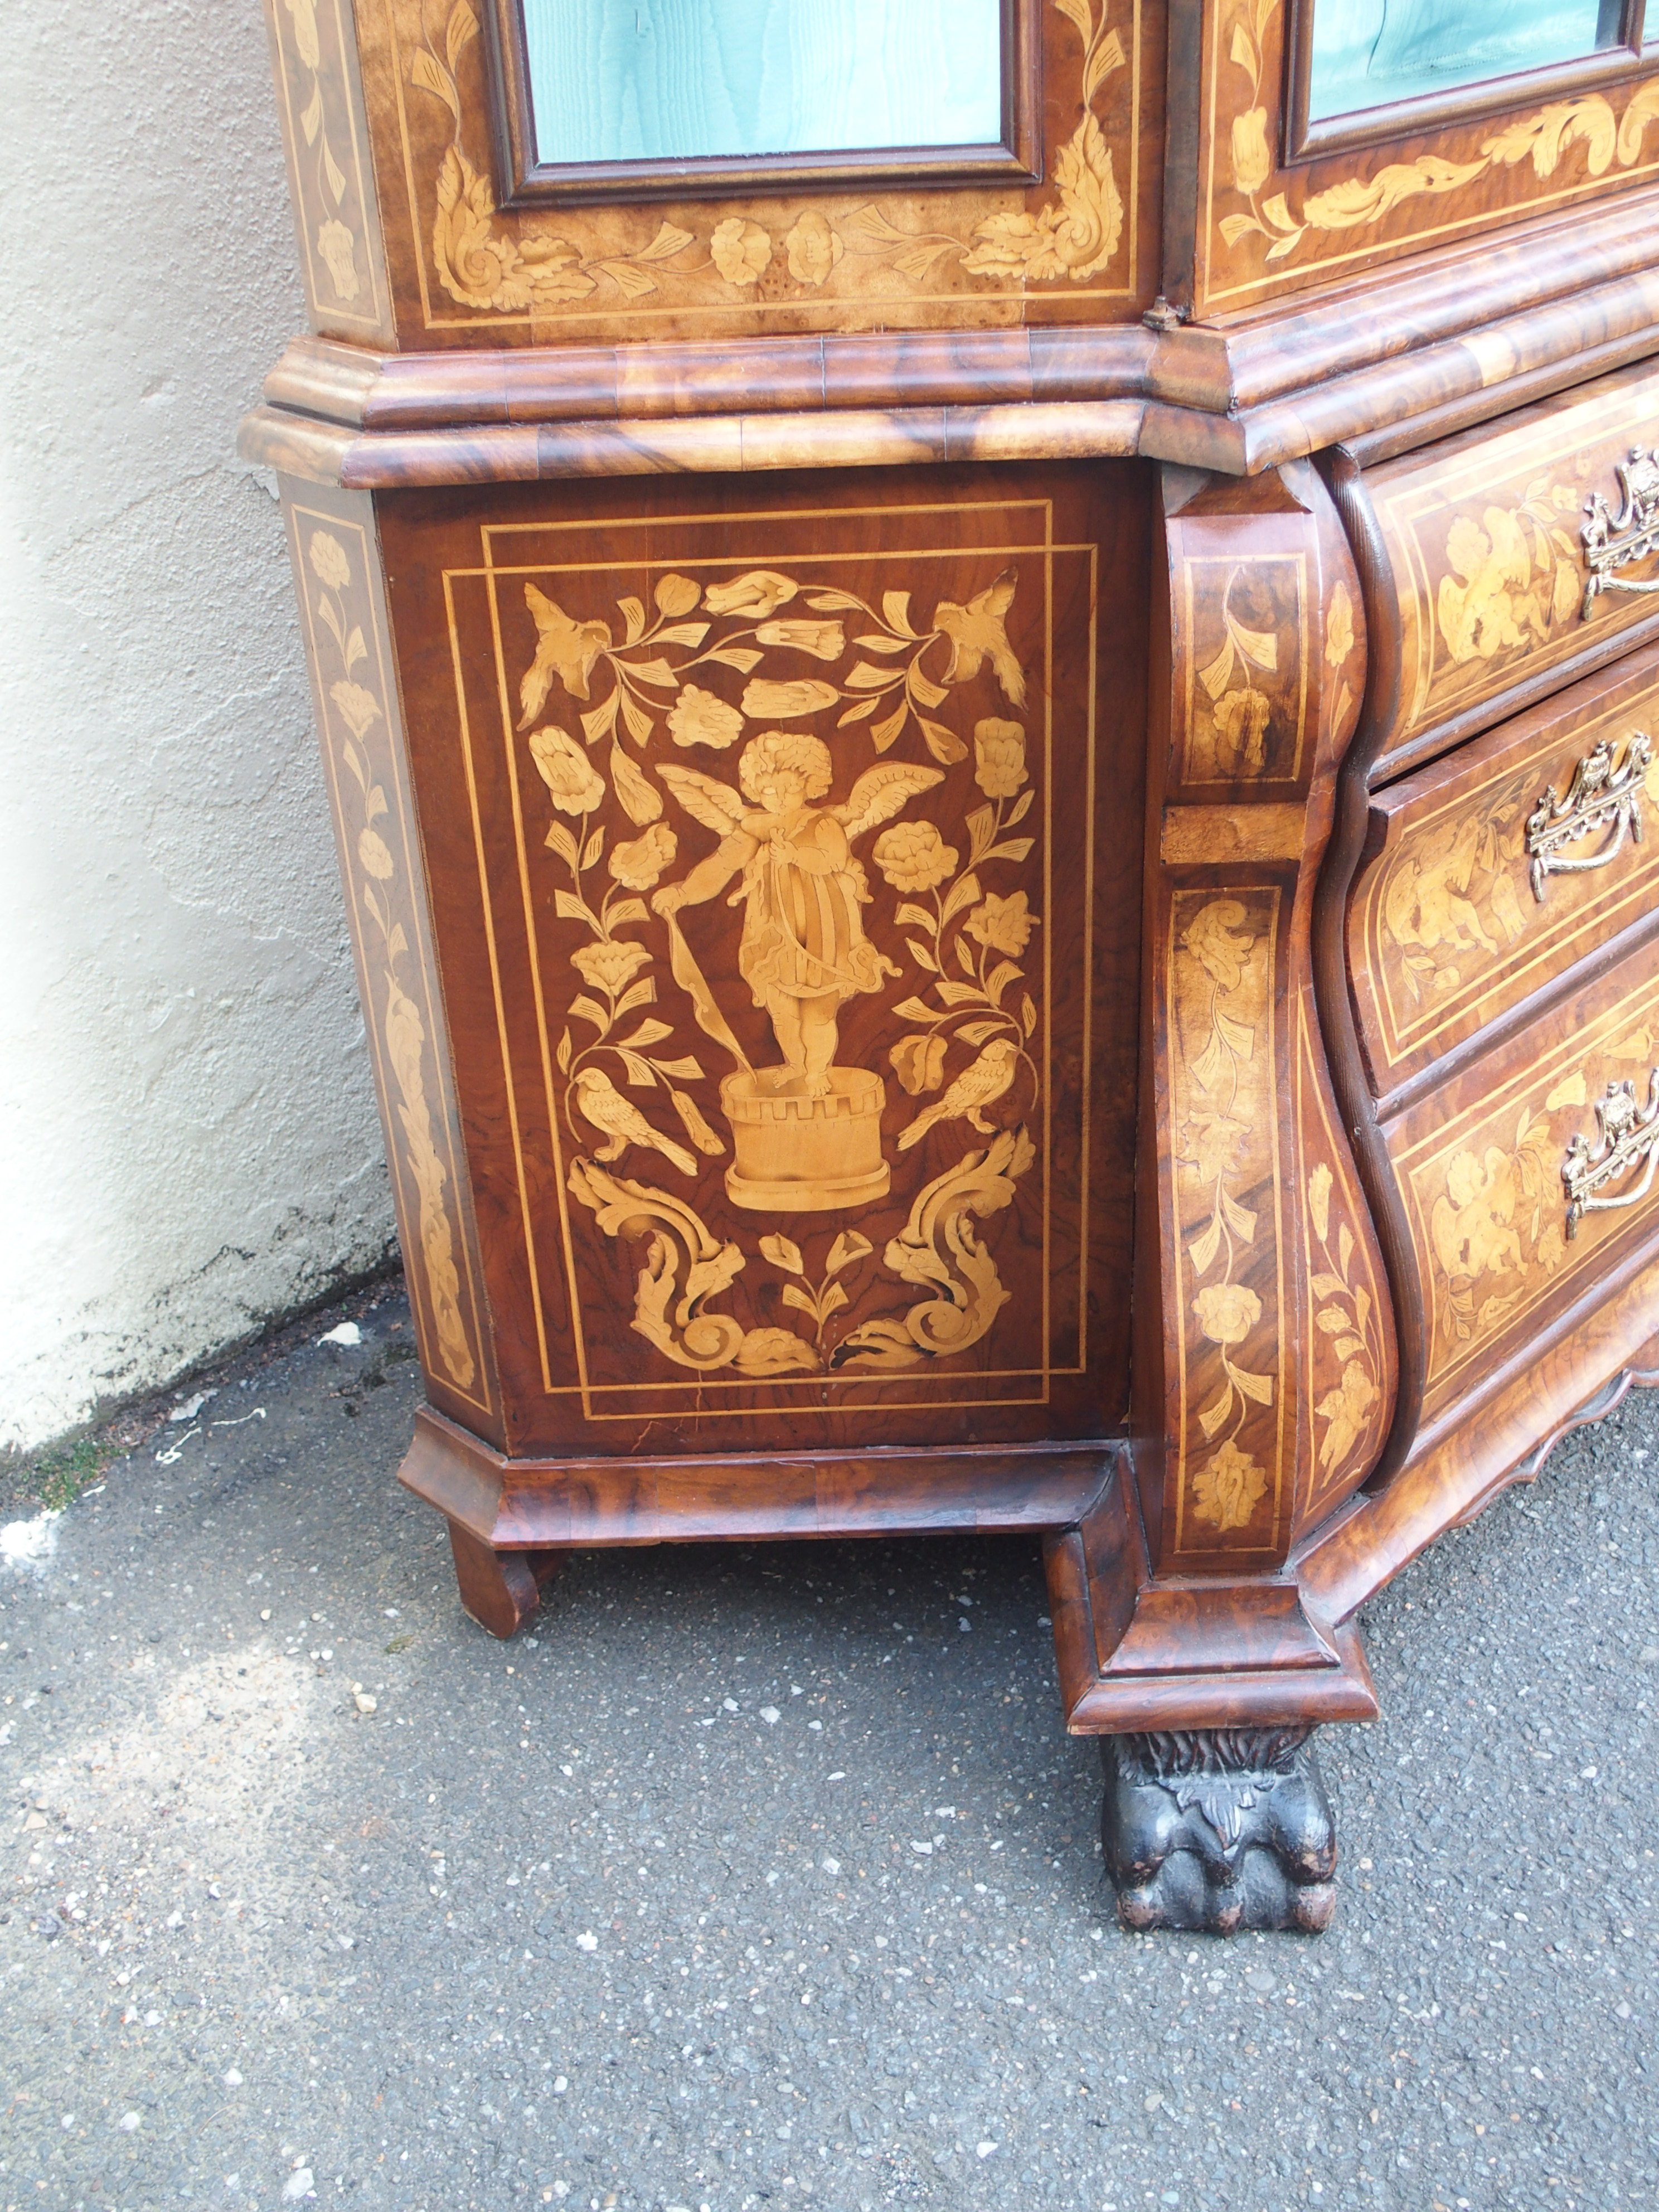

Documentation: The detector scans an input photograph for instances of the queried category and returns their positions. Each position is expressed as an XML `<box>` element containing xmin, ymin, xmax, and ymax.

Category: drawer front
<box><xmin>1388</xmin><ymin>946</ymin><xmax>1659</xmax><ymax>1424</ymax></box>
<box><xmin>1351</xmin><ymin>644</ymin><xmax>1659</xmax><ymax>1099</ymax></box>
<box><xmin>1365</xmin><ymin>358</ymin><xmax>1659</xmax><ymax>778</ymax></box>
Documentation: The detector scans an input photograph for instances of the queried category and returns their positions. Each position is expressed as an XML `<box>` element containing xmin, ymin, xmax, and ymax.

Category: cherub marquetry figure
<box><xmin>654</xmin><ymin>733</ymin><xmax>944</xmax><ymax>1211</ymax></box>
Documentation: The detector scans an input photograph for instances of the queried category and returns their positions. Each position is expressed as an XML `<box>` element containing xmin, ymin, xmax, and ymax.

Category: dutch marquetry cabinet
<box><xmin>245</xmin><ymin>0</ymin><xmax>1659</xmax><ymax>1929</ymax></box>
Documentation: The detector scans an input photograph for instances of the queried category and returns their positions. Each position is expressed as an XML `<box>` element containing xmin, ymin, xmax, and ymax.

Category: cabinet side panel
<box><xmin>376</xmin><ymin>462</ymin><xmax>1147</xmax><ymax>1458</ymax></box>
<box><xmin>280</xmin><ymin>479</ymin><xmax>500</xmax><ymax>1433</ymax></box>
<box><xmin>262</xmin><ymin>0</ymin><xmax>396</xmax><ymax>344</ymax></box>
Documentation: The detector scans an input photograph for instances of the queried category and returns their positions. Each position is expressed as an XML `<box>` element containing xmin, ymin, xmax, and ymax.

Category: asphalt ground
<box><xmin>2</xmin><ymin>1278</ymin><xmax>1656</xmax><ymax>2212</ymax></box>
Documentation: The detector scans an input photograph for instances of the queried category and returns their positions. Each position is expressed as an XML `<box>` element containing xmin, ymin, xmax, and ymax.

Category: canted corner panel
<box><xmin>1195</xmin><ymin>0</ymin><xmax>1659</xmax><ymax>316</ymax></box>
<box><xmin>1164</xmin><ymin>486</ymin><xmax>1361</xmax><ymax>804</ymax></box>
<box><xmin>264</xmin><ymin>0</ymin><xmax>395</xmax><ymax>343</ymax></box>
<box><xmin>284</xmin><ymin>484</ymin><xmax>497</xmax><ymax>1421</ymax></box>
<box><xmin>362</xmin><ymin>0</ymin><xmax>1150</xmax><ymax>342</ymax></box>
<box><xmin>1148</xmin><ymin>463</ymin><xmax>1388</xmax><ymax>1568</ymax></box>
<box><xmin>438</xmin><ymin>493</ymin><xmax>1120</xmax><ymax>1447</ymax></box>
<box><xmin>1365</xmin><ymin>360</ymin><xmax>1659</xmax><ymax>776</ymax></box>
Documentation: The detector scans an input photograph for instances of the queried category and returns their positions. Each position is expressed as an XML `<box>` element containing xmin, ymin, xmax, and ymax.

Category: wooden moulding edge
<box><xmin>396</xmin><ymin>1402</ymin><xmax>1122</xmax><ymax>1551</ymax></box>
<box><xmin>237</xmin><ymin>400</ymin><xmax>1152</xmax><ymax>486</ymax></box>
<box><xmin>240</xmin><ymin>232</ymin><xmax>1659</xmax><ymax>491</ymax></box>
<box><xmin>1295</xmin><ymin>1251</ymin><xmax>1659</xmax><ymax>1628</ymax></box>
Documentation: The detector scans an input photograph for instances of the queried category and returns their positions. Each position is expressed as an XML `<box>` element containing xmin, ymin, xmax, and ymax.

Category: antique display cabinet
<box><xmin>244</xmin><ymin>0</ymin><xmax>1659</xmax><ymax>1929</ymax></box>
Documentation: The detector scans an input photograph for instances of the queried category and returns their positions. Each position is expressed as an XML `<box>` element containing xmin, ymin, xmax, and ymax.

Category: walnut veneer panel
<box><xmin>375</xmin><ymin>463</ymin><xmax>1147</xmax><ymax>1459</ymax></box>
<box><xmin>348</xmin><ymin>0</ymin><xmax>1163</xmax><ymax>348</ymax></box>
<box><xmin>1363</xmin><ymin>358</ymin><xmax>1659</xmax><ymax>782</ymax></box>
<box><xmin>1386</xmin><ymin>941</ymin><xmax>1659</xmax><ymax>1429</ymax></box>
<box><xmin>1351</xmin><ymin>642</ymin><xmax>1659</xmax><ymax>1102</ymax></box>
<box><xmin>1187</xmin><ymin>0</ymin><xmax>1659</xmax><ymax>318</ymax></box>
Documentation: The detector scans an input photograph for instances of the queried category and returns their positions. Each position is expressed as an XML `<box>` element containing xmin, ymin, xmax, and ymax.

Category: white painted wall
<box><xmin>0</xmin><ymin>0</ymin><xmax>397</xmax><ymax>1452</ymax></box>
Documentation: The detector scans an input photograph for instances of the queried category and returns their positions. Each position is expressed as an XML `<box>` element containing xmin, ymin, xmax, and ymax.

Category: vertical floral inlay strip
<box><xmin>269</xmin><ymin>0</ymin><xmax>385</xmax><ymax>331</ymax></box>
<box><xmin>1170</xmin><ymin>890</ymin><xmax>1282</xmax><ymax>1546</ymax></box>
<box><xmin>296</xmin><ymin>511</ymin><xmax>483</xmax><ymax>1400</ymax></box>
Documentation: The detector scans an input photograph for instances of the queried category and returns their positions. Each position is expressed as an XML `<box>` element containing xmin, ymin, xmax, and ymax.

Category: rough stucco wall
<box><xmin>0</xmin><ymin>0</ymin><xmax>397</xmax><ymax>1451</ymax></box>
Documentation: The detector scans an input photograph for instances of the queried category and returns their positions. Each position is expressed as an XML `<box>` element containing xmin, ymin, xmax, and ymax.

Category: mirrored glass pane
<box><xmin>1308</xmin><ymin>0</ymin><xmax>1623</xmax><ymax>122</ymax></box>
<box><xmin>522</xmin><ymin>0</ymin><xmax>1006</xmax><ymax>167</ymax></box>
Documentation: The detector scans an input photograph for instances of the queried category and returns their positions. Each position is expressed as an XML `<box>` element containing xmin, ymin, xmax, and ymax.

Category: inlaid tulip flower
<box><xmin>873</xmin><ymin>821</ymin><xmax>958</xmax><ymax>893</ymax></box>
<box><xmin>529</xmin><ymin>726</ymin><xmax>605</xmax><ymax>816</ymax></box>
<box><xmin>608</xmin><ymin>822</ymin><xmax>678</xmax><ymax>891</ymax></box>
<box><xmin>702</xmin><ymin>571</ymin><xmax>797</xmax><ymax>618</ymax></box>
<box><xmin>972</xmin><ymin>719</ymin><xmax>1027</xmax><ymax>798</ymax></box>
<box><xmin>570</xmin><ymin>938</ymin><xmax>652</xmax><ymax>997</ymax></box>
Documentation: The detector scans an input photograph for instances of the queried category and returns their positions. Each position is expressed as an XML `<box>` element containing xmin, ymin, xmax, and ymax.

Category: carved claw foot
<box><xmin>445</xmin><ymin>1520</ymin><xmax>564</xmax><ymax>1641</ymax></box>
<box><xmin>1100</xmin><ymin>1728</ymin><xmax>1337</xmax><ymax>1934</ymax></box>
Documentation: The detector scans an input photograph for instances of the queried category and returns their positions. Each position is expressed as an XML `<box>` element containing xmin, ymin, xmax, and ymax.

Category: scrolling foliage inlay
<box><xmin>510</xmin><ymin>561</ymin><xmax>1050</xmax><ymax>1386</ymax></box>
<box><xmin>1211</xmin><ymin>0</ymin><xmax>1659</xmax><ymax>300</ymax></box>
<box><xmin>399</xmin><ymin>0</ymin><xmax>1134</xmax><ymax>324</ymax></box>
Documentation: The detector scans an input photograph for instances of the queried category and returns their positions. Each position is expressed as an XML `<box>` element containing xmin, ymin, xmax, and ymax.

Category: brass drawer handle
<box><xmin>1563</xmin><ymin>1074</ymin><xmax>1659</xmax><ymax>1239</ymax></box>
<box><xmin>1582</xmin><ymin>446</ymin><xmax>1659</xmax><ymax>615</ymax></box>
<box><xmin>1525</xmin><ymin>733</ymin><xmax>1650</xmax><ymax>902</ymax></box>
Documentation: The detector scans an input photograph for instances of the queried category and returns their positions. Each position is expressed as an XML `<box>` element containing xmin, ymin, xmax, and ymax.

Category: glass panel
<box><xmin>1308</xmin><ymin>0</ymin><xmax>1624</xmax><ymax>122</ymax></box>
<box><xmin>521</xmin><ymin>0</ymin><xmax>1005</xmax><ymax>167</ymax></box>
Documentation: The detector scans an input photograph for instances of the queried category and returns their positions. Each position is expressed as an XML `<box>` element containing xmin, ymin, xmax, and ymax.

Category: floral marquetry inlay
<box><xmin>1206</xmin><ymin>0</ymin><xmax>1659</xmax><ymax>307</ymax></box>
<box><xmin>1180</xmin><ymin>554</ymin><xmax>1309</xmax><ymax>787</ymax></box>
<box><xmin>391</xmin><ymin>0</ymin><xmax>1142</xmax><ymax>331</ymax></box>
<box><xmin>476</xmin><ymin>538</ymin><xmax>1073</xmax><ymax>1403</ymax></box>
<box><xmin>292</xmin><ymin>507</ymin><xmax>489</xmax><ymax>1409</ymax></box>
<box><xmin>1170</xmin><ymin>892</ymin><xmax>1283</xmax><ymax>1545</ymax></box>
<box><xmin>266</xmin><ymin>0</ymin><xmax>387</xmax><ymax>334</ymax></box>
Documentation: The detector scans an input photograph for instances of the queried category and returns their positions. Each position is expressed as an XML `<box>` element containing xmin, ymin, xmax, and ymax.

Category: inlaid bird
<box><xmin>896</xmin><ymin>1036</ymin><xmax>1020</xmax><ymax>1152</ymax></box>
<box><xmin>573</xmin><ymin>1068</ymin><xmax>698</xmax><ymax>1176</ymax></box>
<box><xmin>518</xmin><ymin>584</ymin><xmax>611</xmax><ymax>724</ymax></box>
<box><xmin>934</xmin><ymin>570</ymin><xmax>1026</xmax><ymax>707</ymax></box>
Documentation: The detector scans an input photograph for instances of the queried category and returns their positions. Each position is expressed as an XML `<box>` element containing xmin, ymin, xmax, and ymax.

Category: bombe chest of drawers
<box><xmin>245</xmin><ymin>0</ymin><xmax>1659</xmax><ymax>1929</ymax></box>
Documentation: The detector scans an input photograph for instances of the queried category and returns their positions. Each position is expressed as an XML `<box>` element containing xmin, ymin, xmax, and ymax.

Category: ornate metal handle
<box><xmin>1563</xmin><ymin>1072</ymin><xmax>1659</xmax><ymax>1238</ymax></box>
<box><xmin>1525</xmin><ymin>733</ymin><xmax>1650</xmax><ymax>902</ymax></box>
<box><xmin>1582</xmin><ymin>445</ymin><xmax>1659</xmax><ymax>616</ymax></box>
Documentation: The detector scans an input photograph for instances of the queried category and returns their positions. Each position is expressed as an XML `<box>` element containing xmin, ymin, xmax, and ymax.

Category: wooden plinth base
<box><xmin>1050</xmin><ymin>1267</ymin><xmax>1659</xmax><ymax>1733</ymax></box>
<box><xmin>398</xmin><ymin>1406</ymin><xmax>1119</xmax><ymax>1555</ymax></box>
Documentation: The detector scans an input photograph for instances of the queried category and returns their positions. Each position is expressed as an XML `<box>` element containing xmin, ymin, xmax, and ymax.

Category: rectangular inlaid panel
<box><xmin>1365</xmin><ymin>357</ymin><xmax>1659</xmax><ymax>779</ymax></box>
<box><xmin>352</xmin><ymin>0</ymin><xmax>1161</xmax><ymax>346</ymax></box>
<box><xmin>1353</xmin><ymin>642</ymin><xmax>1659</xmax><ymax>1099</ymax></box>
<box><xmin>378</xmin><ymin>465</ymin><xmax>1148</xmax><ymax>1458</ymax></box>
<box><xmin>1192</xmin><ymin>0</ymin><xmax>1659</xmax><ymax>316</ymax></box>
<box><xmin>1387</xmin><ymin>940</ymin><xmax>1659</xmax><ymax>1424</ymax></box>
